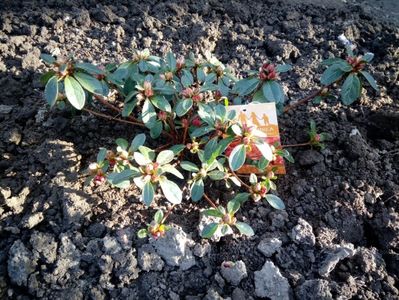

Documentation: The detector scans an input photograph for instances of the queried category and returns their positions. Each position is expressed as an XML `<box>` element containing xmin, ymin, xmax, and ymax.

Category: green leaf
<box><xmin>142</xmin><ymin>99</ymin><xmax>157</xmax><ymax>128</ymax></box>
<box><xmin>180</xmin><ymin>161</ymin><xmax>199</xmax><ymax>172</ymax></box>
<box><xmin>151</xmin><ymin>95</ymin><xmax>171</xmax><ymax>112</ymax></box>
<box><xmin>116</xmin><ymin>138</ymin><xmax>129</xmax><ymax>150</ymax></box>
<box><xmin>203</xmin><ymin>137</ymin><xmax>219</xmax><ymax>164</ymax></box>
<box><xmin>228</xmin><ymin>144</ymin><xmax>246</xmax><ymax>171</ymax></box>
<box><xmin>64</xmin><ymin>76</ymin><xmax>86</xmax><ymax>109</ymax></box>
<box><xmin>197</xmin><ymin>68</ymin><xmax>206</xmax><ymax>82</ymax></box>
<box><xmin>235</xmin><ymin>222</ymin><xmax>254</xmax><ymax>236</ymax></box>
<box><xmin>227</xmin><ymin>200</ymin><xmax>240</xmax><ymax>215</ymax></box>
<box><xmin>249</xmin><ymin>173</ymin><xmax>257</xmax><ymax>185</ymax></box>
<box><xmin>142</xmin><ymin>181</ymin><xmax>155</xmax><ymax>206</ymax></box>
<box><xmin>154</xmin><ymin>210</ymin><xmax>164</xmax><ymax>223</ymax></box>
<box><xmin>181</xmin><ymin>69</ymin><xmax>194</xmax><ymax>87</ymax></box>
<box><xmin>175</xmin><ymin>99</ymin><xmax>193</xmax><ymax>117</ymax></box>
<box><xmin>262</xmin><ymin>81</ymin><xmax>285</xmax><ymax>104</ymax></box>
<box><xmin>232</xmin><ymin>193</ymin><xmax>250</xmax><ymax>204</ymax></box>
<box><xmin>40</xmin><ymin>53</ymin><xmax>55</xmax><ymax>64</ymax></box>
<box><xmin>40</xmin><ymin>71</ymin><xmax>56</xmax><ymax>85</ymax></box>
<box><xmin>203</xmin><ymin>209</ymin><xmax>224</xmax><ymax>218</ymax></box>
<box><xmin>150</xmin><ymin>121</ymin><xmax>163</xmax><ymax>139</ymax></box>
<box><xmin>320</xmin><ymin>65</ymin><xmax>345</xmax><ymax>86</ymax></box>
<box><xmin>265</xmin><ymin>194</ymin><xmax>285</xmax><ymax>210</ymax></box>
<box><xmin>44</xmin><ymin>76</ymin><xmax>58</xmax><ymax>107</ymax></box>
<box><xmin>321</xmin><ymin>57</ymin><xmax>346</xmax><ymax>66</ymax></box>
<box><xmin>74</xmin><ymin>72</ymin><xmax>104</xmax><ymax>95</ymax></box>
<box><xmin>201</xmin><ymin>223</ymin><xmax>219</xmax><ymax>239</ymax></box>
<box><xmin>75</xmin><ymin>62</ymin><xmax>104</xmax><ymax>75</ymax></box>
<box><xmin>221</xmin><ymin>224</ymin><xmax>231</xmax><ymax>235</ymax></box>
<box><xmin>276</xmin><ymin>64</ymin><xmax>292</xmax><ymax>73</ymax></box>
<box><xmin>134</xmin><ymin>152</ymin><xmax>152</xmax><ymax>165</ymax></box>
<box><xmin>252</xmin><ymin>89</ymin><xmax>267</xmax><ymax>103</ymax></box>
<box><xmin>197</xmin><ymin>103</ymin><xmax>216</xmax><ymax>125</ymax></box>
<box><xmin>341</xmin><ymin>73</ymin><xmax>361</xmax><ymax>105</ymax></box>
<box><xmin>191</xmin><ymin>126</ymin><xmax>214</xmax><ymax>138</ymax></box>
<box><xmin>335</xmin><ymin>61</ymin><xmax>353</xmax><ymax>72</ymax></box>
<box><xmin>161</xmin><ymin>164</ymin><xmax>184</xmax><ymax>179</ymax></box>
<box><xmin>139</xmin><ymin>146</ymin><xmax>155</xmax><ymax>161</ymax></box>
<box><xmin>137</xmin><ymin>229</ymin><xmax>148</xmax><ymax>239</ymax></box>
<box><xmin>208</xmin><ymin>170</ymin><xmax>226</xmax><ymax>180</ymax></box>
<box><xmin>191</xmin><ymin>179</ymin><xmax>204</xmax><ymax>201</ymax></box>
<box><xmin>255</xmin><ymin>142</ymin><xmax>273</xmax><ymax>161</ymax></box>
<box><xmin>166</xmin><ymin>51</ymin><xmax>176</xmax><ymax>71</ymax></box>
<box><xmin>159</xmin><ymin>176</ymin><xmax>182</xmax><ymax>204</ymax></box>
<box><xmin>362</xmin><ymin>52</ymin><xmax>374</xmax><ymax>63</ymax></box>
<box><xmin>234</xmin><ymin>78</ymin><xmax>260</xmax><ymax>96</ymax></box>
<box><xmin>107</xmin><ymin>169</ymin><xmax>138</xmax><ymax>188</ymax></box>
<box><xmin>169</xmin><ymin>144</ymin><xmax>185</xmax><ymax>155</ymax></box>
<box><xmin>360</xmin><ymin>71</ymin><xmax>378</xmax><ymax>91</ymax></box>
<box><xmin>156</xmin><ymin>150</ymin><xmax>175</xmax><ymax>165</ymax></box>
<box><xmin>130</xmin><ymin>134</ymin><xmax>146</xmax><ymax>152</ymax></box>
<box><xmin>122</xmin><ymin>99</ymin><xmax>138</xmax><ymax>117</ymax></box>
<box><xmin>97</xmin><ymin>148</ymin><xmax>107</xmax><ymax>163</ymax></box>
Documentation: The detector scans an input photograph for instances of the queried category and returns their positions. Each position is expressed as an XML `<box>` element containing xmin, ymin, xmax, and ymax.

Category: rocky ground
<box><xmin>1</xmin><ymin>0</ymin><xmax>399</xmax><ymax>299</ymax></box>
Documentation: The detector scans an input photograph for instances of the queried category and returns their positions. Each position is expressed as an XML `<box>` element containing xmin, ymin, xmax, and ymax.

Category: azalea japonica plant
<box><xmin>40</xmin><ymin>36</ymin><xmax>378</xmax><ymax>240</ymax></box>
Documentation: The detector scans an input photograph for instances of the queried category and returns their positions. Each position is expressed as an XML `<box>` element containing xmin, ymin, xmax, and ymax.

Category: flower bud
<box><xmin>158</xmin><ymin>111</ymin><xmax>167</xmax><ymax>121</ymax></box>
<box><xmin>191</xmin><ymin>117</ymin><xmax>202</xmax><ymax>127</ymax></box>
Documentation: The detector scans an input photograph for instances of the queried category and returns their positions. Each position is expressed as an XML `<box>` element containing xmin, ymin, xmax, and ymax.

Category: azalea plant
<box><xmin>40</xmin><ymin>36</ymin><xmax>378</xmax><ymax>239</ymax></box>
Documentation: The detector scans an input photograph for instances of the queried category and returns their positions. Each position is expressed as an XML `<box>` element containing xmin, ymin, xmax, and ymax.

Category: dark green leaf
<box><xmin>235</xmin><ymin>222</ymin><xmax>254</xmax><ymax>236</ymax></box>
<box><xmin>97</xmin><ymin>148</ymin><xmax>107</xmax><ymax>163</ymax></box>
<box><xmin>362</xmin><ymin>52</ymin><xmax>374</xmax><ymax>63</ymax></box>
<box><xmin>150</xmin><ymin>121</ymin><xmax>163</xmax><ymax>139</ymax></box>
<box><xmin>204</xmin><ymin>137</ymin><xmax>219</xmax><ymax>164</ymax></box>
<box><xmin>151</xmin><ymin>95</ymin><xmax>171</xmax><ymax>112</ymax></box>
<box><xmin>75</xmin><ymin>62</ymin><xmax>104</xmax><ymax>75</ymax></box>
<box><xmin>341</xmin><ymin>73</ymin><xmax>361</xmax><ymax>105</ymax></box>
<box><xmin>360</xmin><ymin>71</ymin><xmax>378</xmax><ymax>91</ymax></box>
<box><xmin>159</xmin><ymin>176</ymin><xmax>182</xmax><ymax>204</ymax></box>
<box><xmin>228</xmin><ymin>144</ymin><xmax>246</xmax><ymax>171</ymax></box>
<box><xmin>116</xmin><ymin>138</ymin><xmax>129</xmax><ymax>150</ymax></box>
<box><xmin>166</xmin><ymin>51</ymin><xmax>176</xmax><ymax>71</ymax></box>
<box><xmin>276</xmin><ymin>64</ymin><xmax>292</xmax><ymax>73</ymax></box>
<box><xmin>208</xmin><ymin>170</ymin><xmax>226</xmax><ymax>180</ymax></box>
<box><xmin>180</xmin><ymin>161</ymin><xmax>199</xmax><ymax>172</ymax></box>
<box><xmin>191</xmin><ymin>126</ymin><xmax>214</xmax><ymax>138</ymax></box>
<box><xmin>234</xmin><ymin>78</ymin><xmax>260</xmax><ymax>96</ymax></box>
<box><xmin>227</xmin><ymin>200</ymin><xmax>240</xmax><ymax>214</ymax></box>
<box><xmin>201</xmin><ymin>222</ymin><xmax>219</xmax><ymax>238</ymax></box>
<box><xmin>181</xmin><ymin>69</ymin><xmax>194</xmax><ymax>87</ymax></box>
<box><xmin>64</xmin><ymin>76</ymin><xmax>85</xmax><ymax>110</ymax></box>
<box><xmin>265</xmin><ymin>194</ymin><xmax>285</xmax><ymax>210</ymax></box>
<box><xmin>44</xmin><ymin>76</ymin><xmax>58</xmax><ymax>107</ymax></box>
<box><xmin>169</xmin><ymin>144</ymin><xmax>185</xmax><ymax>155</ymax></box>
<box><xmin>175</xmin><ymin>98</ymin><xmax>193</xmax><ymax>117</ymax></box>
<box><xmin>130</xmin><ymin>134</ymin><xmax>146</xmax><ymax>152</ymax></box>
<box><xmin>203</xmin><ymin>209</ymin><xmax>224</xmax><ymax>218</ymax></box>
<box><xmin>40</xmin><ymin>53</ymin><xmax>55</xmax><ymax>64</ymax></box>
<box><xmin>142</xmin><ymin>99</ymin><xmax>157</xmax><ymax>128</ymax></box>
<box><xmin>40</xmin><ymin>71</ymin><xmax>56</xmax><ymax>85</ymax></box>
<box><xmin>191</xmin><ymin>179</ymin><xmax>204</xmax><ymax>201</ymax></box>
<box><xmin>74</xmin><ymin>72</ymin><xmax>103</xmax><ymax>95</ymax></box>
<box><xmin>142</xmin><ymin>181</ymin><xmax>155</xmax><ymax>206</ymax></box>
<box><xmin>320</xmin><ymin>65</ymin><xmax>345</xmax><ymax>85</ymax></box>
<box><xmin>232</xmin><ymin>193</ymin><xmax>250</xmax><ymax>204</ymax></box>
<box><xmin>154</xmin><ymin>210</ymin><xmax>164</xmax><ymax>223</ymax></box>
<box><xmin>262</xmin><ymin>81</ymin><xmax>285</xmax><ymax>103</ymax></box>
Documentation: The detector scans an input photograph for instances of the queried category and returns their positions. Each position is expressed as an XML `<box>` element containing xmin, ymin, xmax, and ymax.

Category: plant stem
<box><xmin>154</xmin><ymin>143</ymin><xmax>172</xmax><ymax>152</ymax></box>
<box><xmin>83</xmin><ymin>108</ymin><xmax>147</xmax><ymax>127</ymax></box>
<box><xmin>282</xmin><ymin>142</ymin><xmax>311</xmax><ymax>148</ymax></box>
<box><xmin>94</xmin><ymin>95</ymin><xmax>142</xmax><ymax>124</ymax></box>
<box><xmin>283</xmin><ymin>89</ymin><xmax>322</xmax><ymax>113</ymax></box>
<box><xmin>203</xmin><ymin>193</ymin><xmax>218</xmax><ymax>209</ymax></box>
<box><xmin>161</xmin><ymin>204</ymin><xmax>175</xmax><ymax>224</ymax></box>
<box><xmin>229</xmin><ymin>168</ymin><xmax>251</xmax><ymax>189</ymax></box>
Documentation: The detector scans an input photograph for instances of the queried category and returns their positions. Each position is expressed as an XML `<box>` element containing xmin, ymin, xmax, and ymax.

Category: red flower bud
<box><xmin>158</xmin><ymin>111</ymin><xmax>167</xmax><ymax>121</ymax></box>
<box><xmin>191</xmin><ymin>117</ymin><xmax>202</xmax><ymax>127</ymax></box>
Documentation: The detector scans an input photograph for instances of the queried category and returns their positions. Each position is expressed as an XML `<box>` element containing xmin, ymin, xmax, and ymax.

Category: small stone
<box><xmin>254</xmin><ymin>261</ymin><xmax>291</xmax><ymax>299</ymax></box>
<box><xmin>220</xmin><ymin>260</ymin><xmax>247</xmax><ymax>286</ymax></box>
<box><xmin>319</xmin><ymin>243</ymin><xmax>355</xmax><ymax>277</ymax></box>
<box><xmin>103</xmin><ymin>236</ymin><xmax>122</xmax><ymax>255</ymax></box>
<box><xmin>137</xmin><ymin>244</ymin><xmax>164</xmax><ymax>271</ymax></box>
<box><xmin>5</xmin><ymin>187</ymin><xmax>29</xmax><ymax>213</ymax></box>
<box><xmin>193</xmin><ymin>242</ymin><xmax>211</xmax><ymax>257</ymax></box>
<box><xmin>291</xmin><ymin>218</ymin><xmax>316</xmax><ymax>247</ymax></box>
<box><xmin>296</xmin><ymin>279</ymin><xmax>332</xmax><ymax>300</ymax></box>
<box><xmin>30</xmin><ymin>231</ymin><xmax>58</xmax><ymax>264</ymax></box>
<box><xmin>0</xmin><ymin>105</ymin><xmax>13</xmax><ymax>114</ymax></box>
<box><xmin>8</xmin><ymin>240</ymin><xmax>37</xmax><ymax>287</ymax></box>
<box><xmin>232</xmin><ymin>288</ymin><xmax>246</xmax><ymax>300</ymax></box>
<box><xmin>151</xmin><ymin>225</ymin><xmax>195</xmax><ymax>270</ymax></box>
<box><xmin>204</xmin><ymin>288</ymin><xmax>225</xmax><ymax>300</ymax></box>
<box><xmin>257</xmin><ymin>237</ymin><xmax>282</xmax><ymax>257</ymax></box>
<box><xmin>22</xmin><ymin>212</ymin><xmax>44</xmax><ymax>229</ymax></box>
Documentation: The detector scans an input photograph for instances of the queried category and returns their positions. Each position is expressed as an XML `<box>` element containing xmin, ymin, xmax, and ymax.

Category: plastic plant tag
<box><xmin>226</xmin><ymin>103</ymin><xmax>286</xmax><ymax>174</ymax></box>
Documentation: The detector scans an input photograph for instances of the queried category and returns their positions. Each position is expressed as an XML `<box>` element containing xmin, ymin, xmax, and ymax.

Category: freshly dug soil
<box><xmin>1</xmin><ymin>0</ymin><xmax>398</xmax><ymax>299</ymax></box>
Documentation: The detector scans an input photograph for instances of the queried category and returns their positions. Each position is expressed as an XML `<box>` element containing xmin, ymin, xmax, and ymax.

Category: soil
<box><xmin>1</xmin><ymin>0</ymin><xmax>399</xmax><ymax>299</ymax></box>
